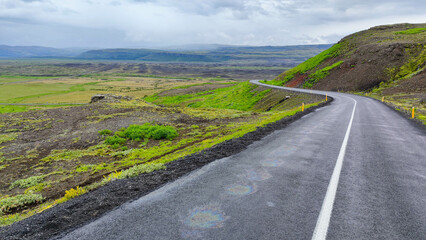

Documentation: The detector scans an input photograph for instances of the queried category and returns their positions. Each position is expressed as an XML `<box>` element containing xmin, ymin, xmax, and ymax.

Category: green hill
<box><xmin>266</xmin><ymin>23</ymin><xmax>425</xmax><ymax>123</ymax></box>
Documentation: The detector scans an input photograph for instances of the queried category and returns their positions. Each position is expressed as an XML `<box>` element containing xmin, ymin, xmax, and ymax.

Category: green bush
<box><xmin>123</xmin><ymin>124</ymin><xmax>152</xmax><ymax>140</ymax></box>
<box><xmin>98</xmin><ymin>129</ymin><xmax>112</xmax><ymax>135</ymax></box>
<box><xmin>151</xmin><ymin>126</ymin><xmax>179</xmax><ymax>140</ymax></box>
<box><xmin>123</xmin><ymin>123</ymin><xmax>178</xmax><ymax>141</ymax></box>
<box><xmin>105</xmin><ymin>135</ymin><xmax>127</xmax><ymax>146</ymax></box>
<box><xmin>103</xmin><ymin>123</ymin><xmax>178</xmax><ymax>148</ymax></box>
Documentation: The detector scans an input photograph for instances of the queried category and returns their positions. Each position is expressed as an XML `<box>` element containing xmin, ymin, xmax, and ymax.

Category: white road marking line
<box><xmin>311</xmin><ymin>98</ymin><xmax>357</xmax><ymax>240</ymax></box>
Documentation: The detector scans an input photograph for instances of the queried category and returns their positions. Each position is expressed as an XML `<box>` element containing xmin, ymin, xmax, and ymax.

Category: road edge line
<box><xmin>311</xmin><ymin>98</ymin><xmax>357</xmax><ymax>240</ymax></box>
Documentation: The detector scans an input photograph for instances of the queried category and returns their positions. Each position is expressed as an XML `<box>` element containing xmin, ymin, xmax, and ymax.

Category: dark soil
<box><xmin>0</xmin><ymin>98</ymin><xmax>332</xmax><ymax>240</ymax></box>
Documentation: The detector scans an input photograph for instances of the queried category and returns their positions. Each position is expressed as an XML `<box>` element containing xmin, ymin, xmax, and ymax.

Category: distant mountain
<box><xmin>0</xmin><ymin>45</ymin><xmax>85</xmax><ymax>58</ymax></box>
<box><xmin>0</xmin><ymin>44</ymin><xmax>333</xmax><ymax>64</ymax></box>
<box><xmin>77</xmin><ymin>44</ymin><xmax>332</xmax><ymax>63</ymax></box>
<box><xmin>77</xmin><ymin>48</ymin><xmax>227</xmax><ymax>62</ymax></box>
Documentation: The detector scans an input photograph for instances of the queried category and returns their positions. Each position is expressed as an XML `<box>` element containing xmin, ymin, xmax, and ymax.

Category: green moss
<box><xmin>146</xmin><ymin>81</ymin><xmax>271</xmax><ymax>111</ymax></box>
<box><xmin>394</xmin><ymin>46</ymin><xmax>426</xmax><ymax>80</ymax></box>
<box><xmin>0</xmin><ymin>106</ymin><xmax>29</xmax><ymax>114</ymax></box>
<box><xmin>9</xmin><ymin>175</ymin><xmax>46</xmax><ymax>189</ymax></box>
<box><xmin>40</xmin><ymin>147</ymin><xmax>100</xmax><ymax>162</ymax></box>
<box><xmin>0</xmin><ymin>193</ymin><xmax>44</xmax><ymax>215</ymax></box>
<box><xmin>119</xmin><ymin>163</ymin><xmax>166</xmax><ymax>179</ymax></box>
<box><xmin>395</xmin><ymin>28</ymin><xmax>426</xmax><ymax>35</ymax></box>
<box><xmin>0</xmin><ymin>133</ymin><xmax>20</xmax><ymax>144</ymax></box>
<box><xmin>303</xmin><ymin>61</ymin><xmax>344</xmax><ymax>88</ymax></box>
<box><xmin>75</xmin><ymin>164</ymin><xmax>97</xmax><ymax>172</ymax></box>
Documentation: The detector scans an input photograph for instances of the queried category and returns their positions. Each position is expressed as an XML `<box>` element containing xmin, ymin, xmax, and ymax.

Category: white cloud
<box><xmin>0</xmin><ymin>0</ymin><xmax>424</xmax><ymax>48</ymax></box>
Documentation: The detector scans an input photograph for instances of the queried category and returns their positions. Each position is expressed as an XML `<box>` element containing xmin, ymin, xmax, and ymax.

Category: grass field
<box><xmin>0</xmin><ymin>76</ymin><xmax>233</xmax><ymax>108</ymax></box>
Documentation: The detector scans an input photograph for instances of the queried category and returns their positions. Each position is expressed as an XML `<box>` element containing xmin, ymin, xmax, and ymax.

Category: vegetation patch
<box><xmin>395</xmin><ymin>28</ymin><xmax>426</xmax><ymax>35</ymax></box>
<box><xmin>98</xmin><ymin>129</ymin><xmax>113</xmax><ymax>136</ymax></box>
<box><xmin>147</xmin><ymin>81</ymin><xmax>271</xmax><ymax>111</ymax></box>
<box><xmin>303</xmin><ymin>61</ymin><xmax>344</xmax><ymax>88</ymax></box>
<box><xmin>0</xmin><ymin>133</ymin><xmax>19</xmax><ymax>144</ymax></box>
<box><xmin>265</xmin><ymin>43</ymin><xmax>341</xmax><ymax>86</ymax></box>
<box><xmin>0</xmin><ymin>193</ymin><xmax>44</xmax><ymax>215</ymax></box>
<box><xmin>9</xmin><ymin>175</ymin><xmax>46</xmax><ymax>190</ymax></box>
<box><xmin>122</xmin><ymin>124</ymin><xmax>178</xmax><ymax>141</ymax></box>
<box><xmin>63</xmin><ymin>186</ymin><xmax>86</xmax><ymax>200</ymax></box>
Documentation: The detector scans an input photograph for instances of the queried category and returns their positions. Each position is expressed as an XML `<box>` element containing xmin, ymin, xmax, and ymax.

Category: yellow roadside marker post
<box><xmin>326</xmin><ymin>94</ymin><xmax>328</xmax><ymax>101</ymax></box>
<box><xmin>382</xmin><ymin>96</ymin><xmax>384</xmax><ymax>102</ymax></box>
<box><xmin>302</xmin><ymin>103</ymin><xmax>305</xmax><ymax>112</ymax></box>
<box><xmin>412</xmin><ymin>107</ymin><xmax>415</xmax><ymax>118</ymax></box>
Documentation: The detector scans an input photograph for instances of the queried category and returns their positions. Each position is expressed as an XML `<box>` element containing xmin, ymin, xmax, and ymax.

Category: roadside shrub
<box><xmin>9</xmin><ymin>175</ymin><xmax>45</xmax><ymax>190</ymax></box>
<box><xmin>0</xmin><ymin>193</ymin><xmax>44</xmax><ymax>215</ymax></box>
<box><xmin>98</xmin><ymin>129</ymin><xmax>112</xmax><ymax>136</ymax></box>
<box><xmin>64</xmin><ymin>186</ymin><xmax>86</xmax><ymax>200</ymax></box>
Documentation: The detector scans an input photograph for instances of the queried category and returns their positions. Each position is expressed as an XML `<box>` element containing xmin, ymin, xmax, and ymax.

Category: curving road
<box><xmin>56</xmin><ymin>80</ymin><xmax>426</xmax><ymax>240</ymax></box>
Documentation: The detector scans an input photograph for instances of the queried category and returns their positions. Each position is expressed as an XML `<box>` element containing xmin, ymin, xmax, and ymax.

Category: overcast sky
<box><xmin>0</xmin><ymin>0</ymin><xmax>425</xmax><ymax>49</ymax></box>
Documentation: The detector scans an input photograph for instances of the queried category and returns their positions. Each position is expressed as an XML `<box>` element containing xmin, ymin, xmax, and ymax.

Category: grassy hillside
<box><xmin>265</xmin><ymin>23</ymin><xmax>426</xmax><ymax>123</ymax></box>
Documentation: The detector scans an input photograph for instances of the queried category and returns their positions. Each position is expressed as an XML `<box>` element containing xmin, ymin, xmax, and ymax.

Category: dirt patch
<box><xmin>0</xmin><ymin>98</ymin><xmax>332</xmax><ymax>240</ymax></box>
<box><xmin>285</xmin><ymin>73</ymin><xmax>307</xmax><ymax>88</ymax></box>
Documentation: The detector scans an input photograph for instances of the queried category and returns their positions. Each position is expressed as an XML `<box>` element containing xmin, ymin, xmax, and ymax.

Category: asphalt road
<box><xmin>57</xmin><ymin>81</ymin><xmax>426</xmax><ymax>240</ymax></box>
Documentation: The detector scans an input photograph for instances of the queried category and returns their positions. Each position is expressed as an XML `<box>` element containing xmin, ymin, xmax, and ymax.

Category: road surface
<box><xmin>56</xmin><ymin>80</ymin><xmax>426</xmax><ymax>240</ymax></box>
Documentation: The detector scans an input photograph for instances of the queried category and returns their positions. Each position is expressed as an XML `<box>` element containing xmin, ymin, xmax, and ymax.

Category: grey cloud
<box><xmin>0</xmin><ymin>0</ymin><xmax>425</xmax><ymax>48</ymax></box>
